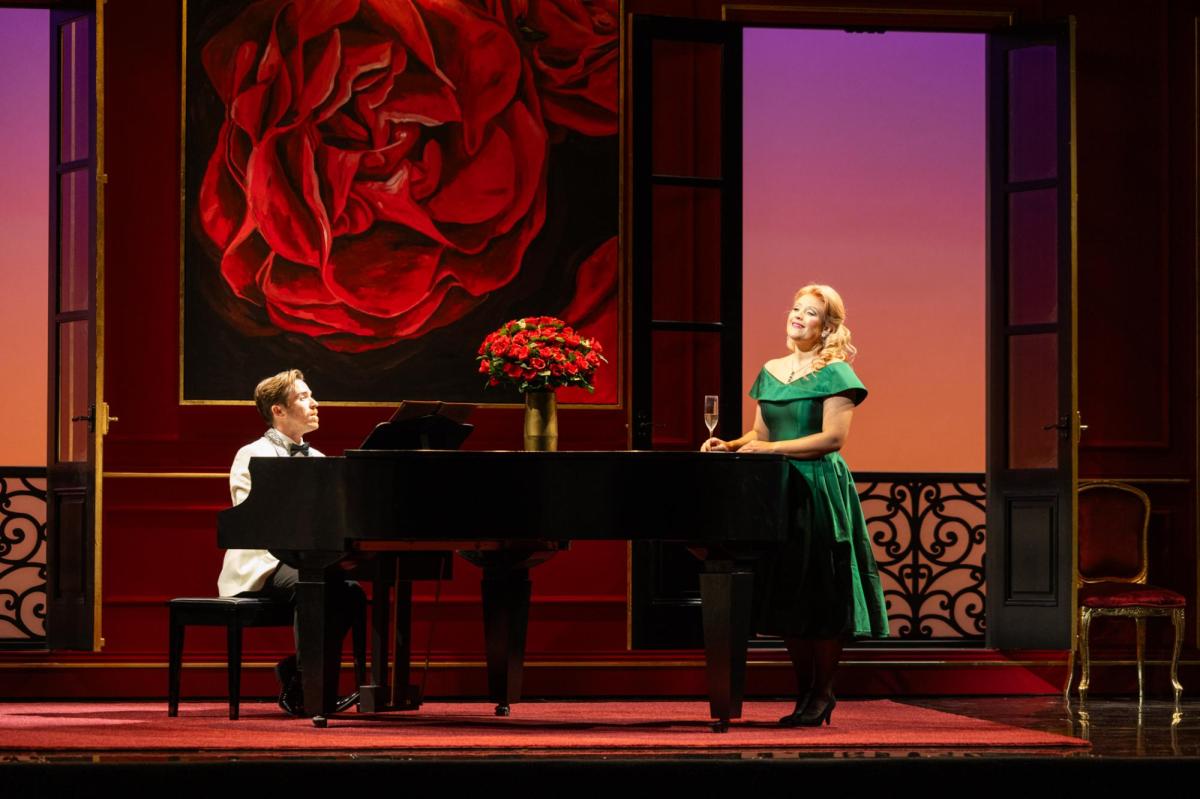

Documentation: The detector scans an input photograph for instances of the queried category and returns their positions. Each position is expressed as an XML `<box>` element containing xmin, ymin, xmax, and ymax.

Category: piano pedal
<box><xmin>358</xmin><ymin>684</ymin><xmax>386</xmax><ymax>713</ymax></box>
<box><xmin>312</xmin><ymin>715</ymin><xmax>328</xmax><ymax>728</ymax></box>
<box><xmin>494</xmin><ymin>704</ymin><xmax>511</xmax><ymax>717</ymax></box>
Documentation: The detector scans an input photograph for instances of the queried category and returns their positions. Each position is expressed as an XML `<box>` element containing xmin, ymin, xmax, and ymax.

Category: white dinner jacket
<box><xmin>216</xmin><ymin>432</ymin><xmax>323</xmax><ymax>596</ymax></box>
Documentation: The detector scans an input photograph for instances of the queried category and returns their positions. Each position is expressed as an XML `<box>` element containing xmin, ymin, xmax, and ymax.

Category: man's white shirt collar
<box><xmin>263</xmin><ymin>428</ymin><xmax>305</xmax><ymax>455</ymax></box>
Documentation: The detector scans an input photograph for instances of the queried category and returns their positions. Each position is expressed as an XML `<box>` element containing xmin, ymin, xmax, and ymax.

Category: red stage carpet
<box><xmin>0</xmin><ymin>700</ymin><xmax>1086</xmax><ymax>751</ymax></box>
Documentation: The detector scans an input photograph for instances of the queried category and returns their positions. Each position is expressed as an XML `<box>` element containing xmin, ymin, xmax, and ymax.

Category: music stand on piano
<box><xmin>358</xmin><ymin>401</ymin><xmax>475</xmax><ymax>451</ymax></box>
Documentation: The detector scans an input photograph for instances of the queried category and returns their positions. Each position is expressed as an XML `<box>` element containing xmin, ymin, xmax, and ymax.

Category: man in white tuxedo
<box><xmin>217</xmin><ymin>368</ymin><xmax>363</xmax><ymax>716</ymax></box>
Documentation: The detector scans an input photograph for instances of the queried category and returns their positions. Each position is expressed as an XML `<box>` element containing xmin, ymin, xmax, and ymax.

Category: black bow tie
<box><xmin>289</xmin><ymin>442</ymin><xmax>310</xmax><ymax>456</ymax></box>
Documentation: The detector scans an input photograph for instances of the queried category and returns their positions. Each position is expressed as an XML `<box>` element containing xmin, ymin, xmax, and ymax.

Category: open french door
<box><xmin>46</xmin><ymin>8</ymin><xmax>103</xmax><ymax>651</ymax></box>
<box><xmin>984</xmin><ymin>22</ymin><xmax>1078</xmax><ymax>650</ymax></box>
<box><xmin>629</xmin><ymin>15</ymin><xmax>743</xmax><ymax>647</ymax></box>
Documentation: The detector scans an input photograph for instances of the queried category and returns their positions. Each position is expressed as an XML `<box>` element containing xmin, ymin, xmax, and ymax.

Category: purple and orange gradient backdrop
<box><xmin>0</xmin><ymin>10</ymin><xmax>49</xmax><ymax>467</ymax></box>
<box><xmin>743</xmin><ymin>29</ymin><xmax>985</xmax><ymax>472</ymax></box>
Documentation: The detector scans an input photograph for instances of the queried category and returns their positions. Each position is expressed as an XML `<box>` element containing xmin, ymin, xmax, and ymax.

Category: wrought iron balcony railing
<box><xmin>857</xmin><ymin>472</ymin><xmax>986</xmax><ymax>641</ymax></box>
<box><xmin>0</xmin><ymin>467</ymin><xmax>47</xmax><ymax>645</ymax></box>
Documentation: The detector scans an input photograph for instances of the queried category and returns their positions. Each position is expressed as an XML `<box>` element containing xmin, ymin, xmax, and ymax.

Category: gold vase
<box><xmin>523</xmin><ymin>390</ymin><xmax>558</xmax><ymax>451</ymax></box>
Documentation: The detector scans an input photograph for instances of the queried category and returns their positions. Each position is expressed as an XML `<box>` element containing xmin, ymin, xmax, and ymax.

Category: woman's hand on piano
<box><xmin>701</xmin><ymin>437</ymin><xmax>731</xmax><ymax>452</ymax></box>
<box><xmin>738</xmin><ymin>439</ymin><xmax>777</xmax><ymax>453</ymax></box>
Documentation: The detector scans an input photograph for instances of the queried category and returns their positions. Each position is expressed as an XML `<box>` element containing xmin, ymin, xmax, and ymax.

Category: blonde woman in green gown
<box><xmin>702</xmin><ymin>284</ymin><xmax>888</xmax><ymax>727</ymax></box>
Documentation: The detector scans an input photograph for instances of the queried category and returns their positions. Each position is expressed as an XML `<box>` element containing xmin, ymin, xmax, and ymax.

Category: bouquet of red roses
<box><xmin>478</xmin><ymin>316</ymin><xmax>607</xmax><ymax>393</ymax></box>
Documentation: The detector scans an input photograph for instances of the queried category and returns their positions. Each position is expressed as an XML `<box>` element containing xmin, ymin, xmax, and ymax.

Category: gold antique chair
<box><xmin>1065</xmin><ymin>480</ymin><xmax>1185</xmax><ymax>703</ymax></box>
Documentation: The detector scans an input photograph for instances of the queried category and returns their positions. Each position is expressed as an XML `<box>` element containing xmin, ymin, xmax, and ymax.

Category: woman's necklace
<box><xmin>787</xmin><ymin>353</ymin><xmax>817</xmax><ymax>383</ymax></box>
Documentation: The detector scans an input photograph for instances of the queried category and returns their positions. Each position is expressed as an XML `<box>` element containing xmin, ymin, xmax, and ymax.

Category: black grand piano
<box><xmin>217</xmin><ymin>449</ymin><xmax>796</xmax><ymax>730</ymax></box>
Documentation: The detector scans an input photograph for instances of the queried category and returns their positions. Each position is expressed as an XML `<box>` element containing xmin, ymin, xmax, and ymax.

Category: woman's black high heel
<box><xmin>780</xmin><ymin>695</ymin><xmax>835</xmax><ymax>727</ymax></box>
<box><xmin>778</xmin><ymin>692</ymin><xmax>812</xmax><ymax>725</ymax></box>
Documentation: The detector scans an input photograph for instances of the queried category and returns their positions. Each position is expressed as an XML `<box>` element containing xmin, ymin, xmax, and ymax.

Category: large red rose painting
<box><xmin>183</xmin><ymin>0</ymin><xmax>617</xmax><ymax>404</ymax></box>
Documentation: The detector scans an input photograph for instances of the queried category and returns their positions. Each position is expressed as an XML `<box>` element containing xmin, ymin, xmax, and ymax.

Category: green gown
<box><xmin>749</xmin><ymin>360</ymin><xmax>889</xmax><ymax>640</ymax></box>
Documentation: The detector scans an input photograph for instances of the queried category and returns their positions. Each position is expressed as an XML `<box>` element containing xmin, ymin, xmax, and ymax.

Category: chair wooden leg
<box><xmin>1135</xmin><ymin>617</ymin><xmax>1146</xmax><ymax>704</ymax></box>
<box><xmin>227</xmin><ymin>618</ymin><xmax>243</xmax><ymax>721</ymax></box>
<box><xmin>1079</xmin><ymin>608</ymin><xmax>1093</xmax><ymax>702</ymax></box>
<box><xmin>168</xmin><ymin>612</ymin><xmax>184</xmax><ymax>717</ymax></box>
<box><xmin>1064</xmin><ymin>622</ymin><xmax>1078</xmax><ymax>700</ymax></box>
<box><xmin>1170</xmin><ymin>608</ymin><xmax>1185</xmax><ymax>704</ymax></box>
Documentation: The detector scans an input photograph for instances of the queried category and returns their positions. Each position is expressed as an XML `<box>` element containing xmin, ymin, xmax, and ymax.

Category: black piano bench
<box><xmin>166</xmin><ymin>596</ymin><xmax>295</xmax><ymax>721</ymax></box>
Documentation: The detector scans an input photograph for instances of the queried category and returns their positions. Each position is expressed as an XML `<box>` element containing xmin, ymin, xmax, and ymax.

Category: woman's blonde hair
<box><xmin>787</xmin><ymin>284</ymin><xmax>857</xmax><ymax>373</ymax></box>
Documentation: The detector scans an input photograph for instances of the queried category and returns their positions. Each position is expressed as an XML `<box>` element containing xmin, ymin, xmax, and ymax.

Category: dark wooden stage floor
<box><xmin>3</xmin><ymin>696</ymin><xmax>1199</xmax><ymax>793</ymax></box>
<box><xmin>911</xmin><ymin>696</ymin><xmax>1198</xmax><ymax>758</ymax></box>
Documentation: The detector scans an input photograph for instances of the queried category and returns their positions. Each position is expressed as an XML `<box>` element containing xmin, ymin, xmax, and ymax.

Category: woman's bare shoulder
<box><xmin>760</xmin><ymin>356</ymin><xmax>791</xmax><ymax>383</ymax></box>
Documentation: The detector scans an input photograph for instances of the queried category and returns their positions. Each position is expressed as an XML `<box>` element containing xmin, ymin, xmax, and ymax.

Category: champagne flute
<box><xmin>703</xmin><ymin>395</ymin><xmax>719</xmax><ymax>443</ymax></box>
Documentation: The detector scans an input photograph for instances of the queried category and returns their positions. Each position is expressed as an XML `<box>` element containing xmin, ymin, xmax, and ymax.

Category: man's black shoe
<box><xmin>273</xmin><ymin>656</ymin><xmax>305</xmax><ymax>717</ymax></box>
<box><xmin>274</xmin><ymin>656</ymin><xmax>357</xmax><ymax>716</ymax></box>
<box><xmin>334</xmin><ymin>691</ymin><xmax>360</xmax><ymax>714</ymax></box>
<box><xmin>278</xmin><ymin>678</ymin><xmax>305</xmax><ymax>717</ymax></box>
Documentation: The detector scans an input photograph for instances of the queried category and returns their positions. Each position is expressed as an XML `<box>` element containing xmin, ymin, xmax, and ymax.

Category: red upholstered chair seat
<box><xmin>1080</xmin><ymin>581</ymin><xmax>1186</xmax><ymax>609</ymax></box>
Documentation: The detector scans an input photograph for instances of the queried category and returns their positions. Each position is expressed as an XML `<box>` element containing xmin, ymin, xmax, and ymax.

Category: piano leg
<box><xmin>480</xmin><ymin>564</ymin><xmax>532</xmax><ymax>716</ymax></box>
<box><xmin>698</xmin><ymin>559</ymin><xmax>755</xmax><ymax>733</ymax></box>
<box><xmin>295</xmin><ymin>557</ymin><xmax>342</xmax><ymax>722</ymax></box>
<box><xmin>389</xmin><ymin>578</ymin><xmax>420</xmax><ymax>709</ymax></box>
<box><xmin>359</xmin><ymin>555</ymin><xmax>395</xmax><ymax>713</ymax></box>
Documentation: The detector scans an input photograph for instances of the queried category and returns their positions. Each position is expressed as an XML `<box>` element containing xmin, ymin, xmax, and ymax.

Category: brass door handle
<box><xmin>100</xmin><ymin>402</ymin><xmax>117</xmax><ymax>436</ymax></box>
